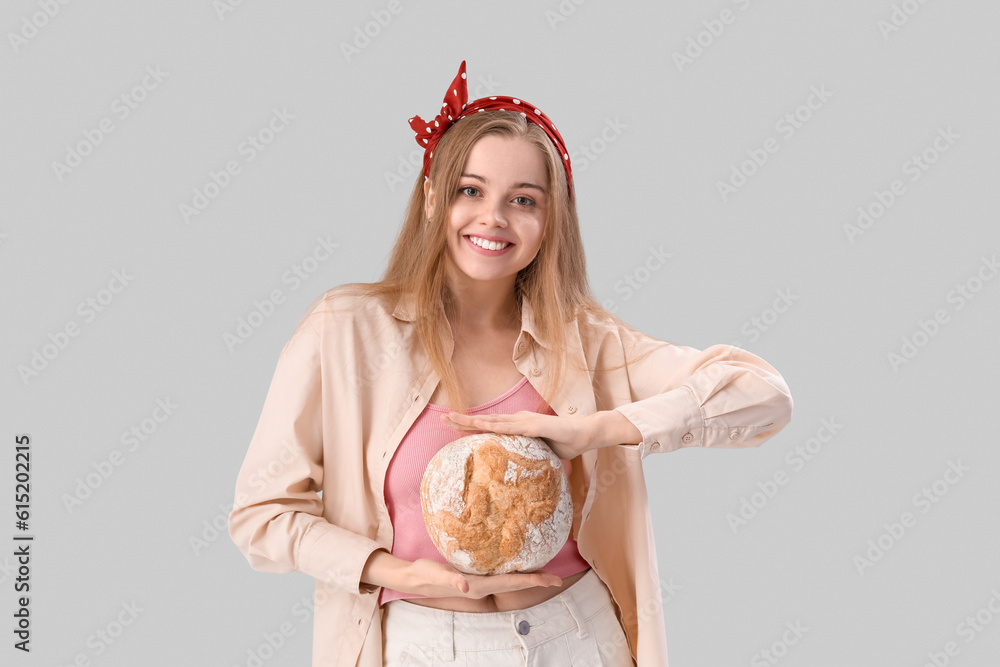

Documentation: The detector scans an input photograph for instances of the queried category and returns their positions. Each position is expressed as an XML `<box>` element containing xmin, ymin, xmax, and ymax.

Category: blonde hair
<box><xmin>305</xmin><ymin>110</ymin><xmax>647</xmax><ymax>415</ymax></box>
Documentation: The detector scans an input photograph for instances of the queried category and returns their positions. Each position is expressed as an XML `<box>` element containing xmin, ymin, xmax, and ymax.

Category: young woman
<box><xmin>229</xmin><ymin>61</ymin><xmax>793</xmax><ymax>667</ymax></box>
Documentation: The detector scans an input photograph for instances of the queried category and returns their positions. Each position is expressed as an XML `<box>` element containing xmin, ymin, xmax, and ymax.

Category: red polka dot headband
<box><xmin>408</xmin><ymin>60</ymin><xmax>573</xmax><ymax>196</ymax></box>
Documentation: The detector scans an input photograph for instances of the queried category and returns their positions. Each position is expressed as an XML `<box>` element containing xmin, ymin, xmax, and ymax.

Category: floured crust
<box><xmin>420</xmin><ymin>433</ymin><xmax>573</xmax><ymax>575</ymax></box>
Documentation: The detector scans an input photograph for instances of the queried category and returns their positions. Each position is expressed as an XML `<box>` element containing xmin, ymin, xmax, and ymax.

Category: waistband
<box><xmin>381</xmin><ymin>568</ymin><xmax>615</xmax><ymax>651</ymax></box>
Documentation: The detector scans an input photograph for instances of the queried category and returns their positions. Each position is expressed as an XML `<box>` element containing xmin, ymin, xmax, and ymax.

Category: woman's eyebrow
<box><xmin>460</xmin><ymin>172</ymin><xmax>547</xmax><ymax>195</ymax></box>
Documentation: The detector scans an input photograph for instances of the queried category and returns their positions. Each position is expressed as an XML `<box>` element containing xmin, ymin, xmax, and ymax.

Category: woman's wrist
<box><xmin>360</xmin><ymin>548</ymin><xmax>410</xmax><ymax>591</ymax></box>
<box><xmin>589</xmin><ymin>410</ymin><xmax>643</xmax><ymax>450</ymax></box>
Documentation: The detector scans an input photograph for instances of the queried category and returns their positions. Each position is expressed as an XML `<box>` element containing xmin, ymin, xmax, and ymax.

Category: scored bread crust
<box><xmin>420</xmin><ymin>432</ymin><xmax>573</xmax><ymax>575</ymax></box>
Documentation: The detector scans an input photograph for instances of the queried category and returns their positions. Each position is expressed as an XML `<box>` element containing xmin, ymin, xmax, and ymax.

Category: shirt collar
<box><xmin>391</xmin><ymin>289</ymin><xmax>546</xmax><ymax>350</ymax></box>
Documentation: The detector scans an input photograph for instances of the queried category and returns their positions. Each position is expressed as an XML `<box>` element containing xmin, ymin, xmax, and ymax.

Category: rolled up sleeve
<box><xmin>227</xmin><ymin>316</ymin><xmax>383</xmax><ymax>596</ymax></box>
<box><xmin>612</xmin><ymin>326</ymin><xmax>793</xmax><ymax>459</ymax></box>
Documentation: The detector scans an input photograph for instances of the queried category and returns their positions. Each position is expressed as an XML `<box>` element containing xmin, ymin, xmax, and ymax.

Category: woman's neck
<box><xmin>443</xmin><ymin>263</ymin><xmax>521</xmax><ymax>331</ymax></box>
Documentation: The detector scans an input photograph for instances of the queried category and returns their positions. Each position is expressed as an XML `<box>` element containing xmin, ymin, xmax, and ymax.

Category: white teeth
<box><xmin>468</xmin><ymin>235</ymin><xmax>509</xmax><ymax>251</ymax></box>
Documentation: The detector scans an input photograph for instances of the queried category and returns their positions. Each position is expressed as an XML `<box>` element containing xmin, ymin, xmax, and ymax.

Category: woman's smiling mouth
<box><xmin>464</xmin><ymin>235</ymin><xmax>515</xmax><ymax>255</ymax></box>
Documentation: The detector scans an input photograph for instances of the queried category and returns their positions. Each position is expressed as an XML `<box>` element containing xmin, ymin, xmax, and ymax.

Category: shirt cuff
<box><xmin>295</xmin><ymin>520</ymin><xmax>386</xmax><ymax>597</ymax></box>
<box><xmin>613</xmin><ymin>385</ymin><xmax>704</xmax><ymax>459</ymax></box>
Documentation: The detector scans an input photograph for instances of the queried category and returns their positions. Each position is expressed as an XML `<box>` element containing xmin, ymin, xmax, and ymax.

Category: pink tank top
<box><xmin>378</xmin><ymin>375</ymin><xmax>591</xmax><ymax>607</ymax></box>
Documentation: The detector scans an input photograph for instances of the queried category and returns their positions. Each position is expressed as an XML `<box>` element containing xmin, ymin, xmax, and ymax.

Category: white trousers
<box><xmin>380</xmin><ymin>568</ymin><xmax>636</xmax><ymax>666</ymax></box>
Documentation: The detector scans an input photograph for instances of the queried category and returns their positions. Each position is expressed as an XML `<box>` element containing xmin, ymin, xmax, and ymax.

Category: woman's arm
<box><xmin>611</xmin><ymin>325</ymin><xmax>794</xmax><ymax>459</ymax></box>
<box><xmin>228</xmin><ymin>316</ymin><xmax>384</xmax><ymax>596</ymax></box>
<box><xmin>590</xmin><ymin>409</ymin><xmax>644</xmax><ymax>447</ymax></box>
<box><xmin>360</xmin><ymin>548</ymin><xmax>411</xmax><ymax>590</ymax></box>
<box><xmin>229</xmin><ymin>310</ymin><xmax>565</xmax><ymax>601</ymax></box>
<box><xmin>441</xmin><ymin>332</ymin><xmax>792</xmax><ymax>461</ymax></box>
<box><xmin>361</xmin><ymin>547</ymin><xmax>564</xmax><ymax>598</ymax></box>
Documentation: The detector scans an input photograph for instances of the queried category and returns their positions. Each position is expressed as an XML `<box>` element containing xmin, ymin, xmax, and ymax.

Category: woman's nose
<box><xmin>479</xmin><ymin>198</ymin><xmax>507</xmax><ymax>226</ymax></box>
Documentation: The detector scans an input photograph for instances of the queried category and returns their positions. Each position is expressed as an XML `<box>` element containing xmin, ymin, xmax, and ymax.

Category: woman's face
<box><xmin>430</xmin><ymin>134</ymin><xmax>549</xmax><ymax>289</ymax></box>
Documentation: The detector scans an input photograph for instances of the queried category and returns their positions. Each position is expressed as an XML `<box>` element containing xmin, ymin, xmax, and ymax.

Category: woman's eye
<box><xmin>457</xmin><ymin>187</ymin><xmax>534</xmax><ymax>207</ymax></box>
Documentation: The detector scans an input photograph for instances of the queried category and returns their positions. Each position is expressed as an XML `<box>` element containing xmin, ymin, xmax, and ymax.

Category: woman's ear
<box><xmin>424</xmin><ymin>179</ymin><xmax>435</xmax><ymax>218</ymax></box>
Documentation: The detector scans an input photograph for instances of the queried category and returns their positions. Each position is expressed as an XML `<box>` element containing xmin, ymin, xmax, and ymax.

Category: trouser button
<box><xmin>517</xmin><ymin>620</ymin><xmax>530</xmax><ymax>635</ymax></box>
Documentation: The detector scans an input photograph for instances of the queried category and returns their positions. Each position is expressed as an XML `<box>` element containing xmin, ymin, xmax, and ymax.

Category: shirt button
<box><xmin>651</xmin><ymin>441</ymin><xmax>659</xmax><ymax>449</ymax></box>
<box><xmin>517</xmin><ymin>341</ymin><xmax>526</xmax><ymax>353</ymax></box>
<box><xmin>681</xmin><ymin>432</ymin><xmax>694</xmax><ymax>443</ymax></box>
<box><xmin>567</xmin><ymin>405</ymin><xmax>576</xmax><ymax>414</ymax></box>
<box><xmin>517</xmin><ymin>620</ymin><xmax>530</xmax><ymax>635</ymax></box>
<box><xmin>729</xmin><ymin>430</ymin><xmax>740</xmax><ymax>440</ymax></box>
<box><xmin>531</xmin><ymin>368</ymin><xmax>541</xmax><ymax>376</ymax></box>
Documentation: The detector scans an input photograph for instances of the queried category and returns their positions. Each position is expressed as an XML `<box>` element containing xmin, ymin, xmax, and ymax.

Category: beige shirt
<box><xmin>228</xmin><ymin>285</ymin><xmax>794</xmax><ymax>666</ymax></box>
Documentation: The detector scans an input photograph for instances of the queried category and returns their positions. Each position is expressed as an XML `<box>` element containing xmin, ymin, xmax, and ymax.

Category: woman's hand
<box><xmin>439</xmin><ymin>409</ymin><xmax>643</xmax><ymax>459</ymax></box>
<box><xmin>405</xmin><ymin>558</ymin><xmax>562</xmax><ymax>599</ymax></box>
<box><xmin>439</xmin><ymin>410</ymin><xmax>597</xmax><ymax>460</ymax></box>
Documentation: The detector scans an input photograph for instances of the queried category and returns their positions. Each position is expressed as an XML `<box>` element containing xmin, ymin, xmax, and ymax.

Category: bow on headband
<box><xmin>407</xmin><ymin>61</ymin><xmax>573</xmax><ymax>196</ymax></box>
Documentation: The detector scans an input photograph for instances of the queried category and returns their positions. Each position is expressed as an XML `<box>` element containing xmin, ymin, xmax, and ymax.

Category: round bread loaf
<box><xmin>420</xmin><ymin>432</ymin><xmax>573</xmax><ymax>575</ymax></box>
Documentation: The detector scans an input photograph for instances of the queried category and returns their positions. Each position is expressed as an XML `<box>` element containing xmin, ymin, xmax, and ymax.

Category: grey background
<box><xmin>2</xmin><ymin>0</ymin><xmax>998</xmax><ymax>665</ymax></box>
